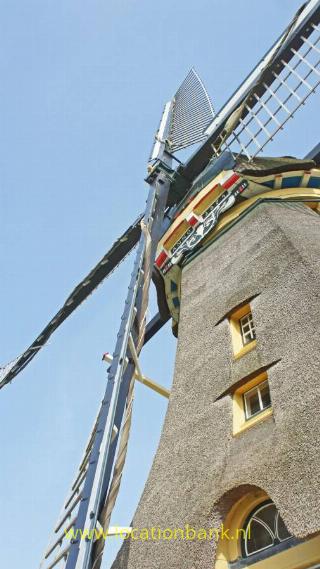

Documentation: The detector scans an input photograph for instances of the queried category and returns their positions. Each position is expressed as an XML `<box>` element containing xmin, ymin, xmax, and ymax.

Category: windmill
<box><xmin>2</xmin><ymin>1</ymin><xmax>320</xmax><ymax>568</ymax></box>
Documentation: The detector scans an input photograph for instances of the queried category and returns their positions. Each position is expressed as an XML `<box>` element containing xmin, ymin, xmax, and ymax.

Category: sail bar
<box><xmin>181</xmin><ymin>0</ymin><xmax>320</xmax><ymax>181</ymax></box>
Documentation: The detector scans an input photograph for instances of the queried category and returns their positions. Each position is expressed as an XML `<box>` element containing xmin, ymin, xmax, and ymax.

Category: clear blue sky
<box><xmin>0</xmin><ymin>1</ymin><xmax>319</xmax><ymax>568</ymax></box>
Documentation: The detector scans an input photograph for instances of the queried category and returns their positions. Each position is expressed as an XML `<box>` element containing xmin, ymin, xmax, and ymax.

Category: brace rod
<box><xmin>102</xmin><ymin>352</ymin><xmax>170</xmax><ymax>399</ymax></box>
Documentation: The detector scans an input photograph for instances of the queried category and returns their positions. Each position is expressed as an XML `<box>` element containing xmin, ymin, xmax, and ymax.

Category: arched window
<box><xmin>215</xmin><ymin>488</ymin><xmax>320</xmax><ymax>569</ymax></box>
<box><xmin>242</xmin><ymin>500</ymin><xmax>292</xmax><ymax>558</ymax></box>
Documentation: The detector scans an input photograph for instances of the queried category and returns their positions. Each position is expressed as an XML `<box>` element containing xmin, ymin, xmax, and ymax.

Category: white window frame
<box><xmin>240</xmin><ymin>312</ymin><xmax>256</xmax><ymax>345</ymax></box>
<box><xmin>243</xmin><ymin>380</ymin><xmax>271</xmax><ymax>420</ymax></box>
<box><xmin>244</xmin><ymin>502</ymin><xmax>292</xmax><ymax>557</ymax></box>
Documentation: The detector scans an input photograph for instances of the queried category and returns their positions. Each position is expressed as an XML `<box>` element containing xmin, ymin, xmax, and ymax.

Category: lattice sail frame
<box><xmin>149</xmin><ymin>68</ymin><xmax>215</xmax><ymax>161</ymax></box>
<box><xmin>0</xmin><ymin>215</ymin><xmax>143</xmax><ymax>390</ymax></box>
<box><xmin>228</xmin><ymin>23</ymin><xmax>320</xmax><ymax>159</ymax></box>
<box><xmin>168</xmin><ymin>68</ymin><xmax>215</xmax><ymax>152</ymax></box>
<box><xmin>203</xmin><ymin>1</ymin><xmax>320</xmax><ymax>162</ymax></box>
<box><xmin>39</xmin><ymin>414</ymin><xmax>99</xmax><ymax>569</ymax></box>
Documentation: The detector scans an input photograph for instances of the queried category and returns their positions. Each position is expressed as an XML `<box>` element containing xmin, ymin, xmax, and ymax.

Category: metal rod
<box><xmin>55</xmin><ymin>492</ymin><xmax>82</xmax><ymax>534</ymax></box>
<box><xmin>281</xmin><ymin>58</ymin><xmax>314</xmax><ymax>90</ymax></box>
<box><xmin>45</xmin><ymin>518</ymin><xmax>77</xmax><ymax>560</ymax></box>
<box><xmin>291</xmin><ymin>47</ymin><xmax>320</xmax><ymax>77</ymax></box>
<box><xmin>271</xmin><ymin>70</ymin><xmax>302</xmax><ymax>102</ymax></box>
<box><xmin>238</xmin><ymin>118</ymin><xmax>263</xmax><ymax>151</ymax></box>
<box><xmin>65</xmin><ymin>472</ymin><xmax>87</xmax><ymax>509</ymax></box>
<box><xmin>301</xmin><ymin>33</ymin><xmax>320</xmax><ymax>55</ymax></box>
<box><xmin>46</xmin><ymin>545</ymin><xmax>71</xmax><ymax>569</ymax></box>
<box><xmin>262</xmin><ymin>82</ymin><xmax>291</xmax><ymax>114</ymax></box>
<box><xmin>245</xmin><ymin>104</ymin><xmax>273</xmax><ymax>138</ymax></box>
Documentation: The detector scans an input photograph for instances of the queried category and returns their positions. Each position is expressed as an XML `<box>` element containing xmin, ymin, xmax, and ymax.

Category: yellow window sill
<box><xmin>233</xmin><ymin>407</ymin><xmax>273</xmax><ymax>437</ymax></box>
<box><xmin>215</xmin><ymin>533</ymin><xmax>320</xmax><ymax>569</ymax></box>
<box><xmin>234</xmin><ymin>339</ymin><xmax>257</xmax><ymax>360</ymax></box>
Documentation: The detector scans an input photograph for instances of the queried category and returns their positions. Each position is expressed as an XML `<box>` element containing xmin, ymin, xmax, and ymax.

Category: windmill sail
<box><xmin>0</xmin><ymin>215</ymin><xmax>143</xmax><ymax>389</ymax></box>
<box><xmin>149</xmin><ymin>68</ymin><xmax>215</xmax><ymax>162</ymax></box>
<box><xmin>168</xmin><ymin>68</ymin><xmax>215</xmax><ymax>152</ymax></box>
<box><xmin>208</xmin><ymin>0</ymin><xmax>320</xmax><ymax>159</ymax></box>
<box><xmin>3</xmin><ymin>3</ymin><xmax>320</xmax><ymax>569</ymax></box>
<box><xmin>181</xmin><ymin>0</ymin><xmax>320</xmax><ymax>184</ymax></box>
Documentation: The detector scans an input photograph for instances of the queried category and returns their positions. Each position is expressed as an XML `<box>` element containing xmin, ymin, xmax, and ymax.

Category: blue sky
<box><xmin>0</xmin><ymin>1</ymin><xmax>319</xmax><ymax>568</ymax></box>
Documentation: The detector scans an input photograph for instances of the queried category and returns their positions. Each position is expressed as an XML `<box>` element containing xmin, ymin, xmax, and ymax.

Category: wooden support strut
<box><xmin>102</xmin><ymin>352</ymin><xmax>170</xmax><ymax>399</ymax></box>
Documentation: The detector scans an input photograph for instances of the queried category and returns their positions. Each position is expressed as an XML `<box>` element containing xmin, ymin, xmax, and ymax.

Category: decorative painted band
<box><xmin>156</xmin><ymin>177</ymin><xmax>248</xmax><ymax>276</ymax></box>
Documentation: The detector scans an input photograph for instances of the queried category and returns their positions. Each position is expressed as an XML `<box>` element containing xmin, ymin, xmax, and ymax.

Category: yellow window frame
<box><xmin>233</xmin><ymin>371</ymin><xmax>273</xmax><ymax>436</ymax></box>
<box><xmin>229</xmin><ymin>304</ymin><xmax>257</xmax><ymax>360</ymax></box>
<box><xmin>215</xmin><ymin>489</ymin><xmax>320</xmax><ymax>569</ymax></box>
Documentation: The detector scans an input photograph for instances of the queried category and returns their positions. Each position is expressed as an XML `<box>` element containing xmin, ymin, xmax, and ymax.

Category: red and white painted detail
<box><xmin>221</xmin><ymin>172</ymin><xmax>240</xmax><ymax>189</ymax></box>
<box><xmin>186</xmin><ymin>213</ymin><xmax>200</xmax><ymax>227</ymax></box>
<box><xmin>156</xmin><ymin>171</ymin><xmax>243</xmax><ymax>272</ymax></box>
<box><xmin>155</xmin><ymin>250</ymin><xmax>168</xmax><ymax>269</ymax></box>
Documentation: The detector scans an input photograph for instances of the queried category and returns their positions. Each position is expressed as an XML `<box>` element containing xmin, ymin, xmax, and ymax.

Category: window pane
<box><xmin>245</xmin><ymin>389</ymin><xmax>261</xmax><ymax>418</ymax></box>
<box><xmin>240</xmin><ymin>312</ymin><xmax>256</xmax><ymax>345</ymax></box>
<box><xmin>255</xmin><ymin>504</ymin><xmax>277</xmax><ymax>535</ymax></box>
<box><xmin>246</xmin><ymin>519</ymin><xmax>274</xmax><ymax>555</ymax></box>
<box><xmin>277</xmin><ymin>515</ymin><xmax>291</xmax><ymax>541</ymax></box>
<box><xmin>260</xmin><ymin>383</ymin><xmax>271</xmax><ymax>409</ymax></box>
<box><xmin>243</xmin><ymin>502</ymin><xmax>292</xmax><ymax>559</ymax></box>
